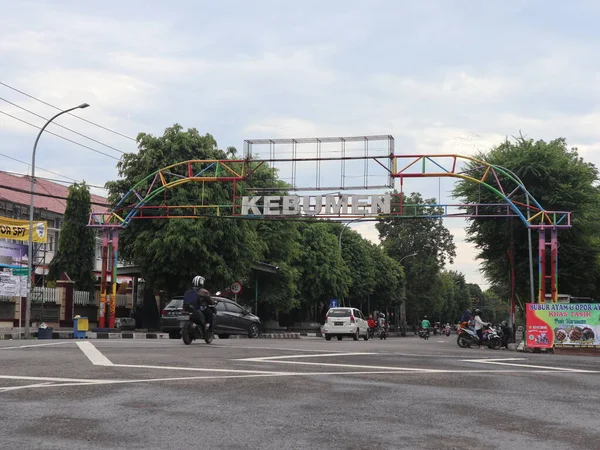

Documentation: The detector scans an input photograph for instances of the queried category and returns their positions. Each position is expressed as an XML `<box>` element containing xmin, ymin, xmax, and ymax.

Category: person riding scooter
<box><xmin>183</xmin><ymin>275</ymin><xmax>216</xmax><ymax>333</ymax></box>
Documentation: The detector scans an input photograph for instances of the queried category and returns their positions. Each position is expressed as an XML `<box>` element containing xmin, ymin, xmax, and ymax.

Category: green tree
<box><xmin>295</xmin><ymin>223</ymin><xmax>352</xmax><ymax>320</ymax></box>
<box><xmin>335</xmin><ymin>225</ymin><xmax>377</xmax><ymax>307</ymax></box>
<box><xmin>48</xmin><ymin>183</ymin><xmax>96</xmax><ymax>292</ymax></box>
<box><xmin>377</xmin><ymin>192</ymin><xmax>457</xmax><ymax>322</ymax></box>
<box><xmin>250</xmin><ymin>221</ymin><xmax>302</xmax><ymax>315</ymax></box>
<box><xmin>453</xmin><ymin>137</ymin><xmax>600</xmax><ymax>304</ymax></box>
<box><xmin>105</xmin><ymin>125</ymin><xmax>270</xmax><ymax>295</ymax></box>
<box><xmin>368</xmin><ymin>243</ymin><xmax>404</xmax><ymax>311</ymax></box>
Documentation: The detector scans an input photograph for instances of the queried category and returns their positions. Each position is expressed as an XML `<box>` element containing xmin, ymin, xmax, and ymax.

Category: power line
<box><xmin>0</xmin><ymin>183</ymin><xmax>110</xmax><ymax>208</ymax></box>
<box><xmin>0</xmin><ymin>110</ymin><xmax>120</xmax><ymax>160</ymax></box>
<box><xmin>0</xmin><ymin>80</ymin><xmax>136</xmax><ymax>141</ymax></box>
<box><xmin>0</xmin><ymin>150</ymin><xmax>80</xmax><ymax>182</ymax></box>
<box><xmin>0</xmin><ymin>170</ymin><xmax>107</xmax><ymax>190</ymax></box>
<box><xmin>0</xmin><ymin>96</ymin><xmax>126</xmax><ymax>155</ymax></box>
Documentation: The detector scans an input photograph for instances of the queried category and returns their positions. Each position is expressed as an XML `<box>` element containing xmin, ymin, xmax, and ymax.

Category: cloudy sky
<box><xmin>1</xmin><ymin>0</ymin><xmax>599</xmax><ymax>288</ymax></box>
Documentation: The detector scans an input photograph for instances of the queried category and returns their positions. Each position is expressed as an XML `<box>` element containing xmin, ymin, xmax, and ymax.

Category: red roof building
<box><xmin>0</xmin><ymin>172</ymin><xmax>108</xmax><ymax>216</ymax></box>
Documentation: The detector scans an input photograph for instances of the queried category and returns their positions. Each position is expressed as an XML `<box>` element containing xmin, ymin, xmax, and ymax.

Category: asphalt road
<box><xmin>0</xmin><ymin>335</ymin><xmax>599</xmax><ymax>450</ymax></box>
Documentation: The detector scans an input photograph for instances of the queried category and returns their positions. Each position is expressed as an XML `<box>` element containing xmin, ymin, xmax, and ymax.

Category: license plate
<box><xmin>334</xmin><ymin>322</ymin><xmax>344</xmax><ymax>326</ymax></box>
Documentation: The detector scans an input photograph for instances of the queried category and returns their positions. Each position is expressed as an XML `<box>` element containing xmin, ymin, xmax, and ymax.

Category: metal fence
<box><xmin>116</xmin><ymin>294</ymin><xmax>129</xmax><ymax>307</ymax></box>
<box><xmin>74</xmin><ymin>290</ymin><xmax>91</xmax><ymax>305</ymax></box>
<box><xmin>31</xmin><ymin>287</ymin><xmax>59</xmax><ymax>303</ymax></box>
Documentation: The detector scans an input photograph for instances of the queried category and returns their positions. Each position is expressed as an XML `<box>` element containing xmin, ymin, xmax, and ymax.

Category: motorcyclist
<box><xmin>421</xmin><ymin>315</ymin><xmax>431</xmax><ymax>331</ymax></box>
<box><xmin>473</xmin><ymin>309</ymin><xmax>490</xmax><ymax>349</ymax></box>
<box><xmin>377</xmin><ymin>313</ymin><xmax>387</xmax><ymax>338</ymax></box>
<box><xmin>183</xmin><ymin>275</ymin><xmax>216</xmax><ymax>332</ymax></box>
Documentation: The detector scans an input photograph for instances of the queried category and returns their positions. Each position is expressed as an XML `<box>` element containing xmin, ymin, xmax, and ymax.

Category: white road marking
<box><xmin>2</xmin><ymin>369</ymin><xmax>589</xmax><ymax>393</ymax></box>
<box><xmin>0</xmin><ymin>374</ymin><xmax>116</xmax><ymax>383</ymax></box>
<box><xmin>0</xmin><ymin>342</ymin><xmax>70</xmax><ymax>350</ymax></box>
<box><xmin>463</xmin><ymin>358</ymin><xmax>598</xmax><ymax>373</ymax></box>
<box><xmin>111</xmin><ymin>363</ymin><xmax>288</xmax><ymax>375</ymax></box>
<box><xmin>0</xmin><ymin>382</ymin><xmax>53</xmax><ymax>392</ymax></box>
<box><xmin>76</xmin><ymin>341</ymin><xmax>114</xmax><ymax>366</ymax></box>
<box><xmin>237</xmin><ymin>352</ymin><xmax>376</xmax><ymax>361</ymax></box>
<box><xmin>215</xmin><ymin>344</ymin><xmax>361</xmax><ymax>353</ymax></box>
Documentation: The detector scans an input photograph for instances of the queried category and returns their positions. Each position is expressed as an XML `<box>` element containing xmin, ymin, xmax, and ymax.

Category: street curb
<box><xmin>299</xmin><ymin>332</ymin><xmax>323</xmax><ymax>338</ymax></box>
<box><xmin>0</xmin><ymin>332</ymin><xmax>170</xmax><ymax>340</ymax></box>
<box><xmin>227</xmin><ymin>333</ymin><xmax>300</xmax><ymax>339</ymax></box>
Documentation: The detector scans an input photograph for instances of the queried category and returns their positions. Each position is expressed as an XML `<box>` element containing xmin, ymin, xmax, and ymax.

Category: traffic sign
<box><xmin>329</xmin><ymin>299</ymin><xmax>338</xmax><ymax>308</ymax></box>
<box><xmin>230</xmin><ymin>282</ymin><xmax>243</xmax><ymax>294</ymax></box>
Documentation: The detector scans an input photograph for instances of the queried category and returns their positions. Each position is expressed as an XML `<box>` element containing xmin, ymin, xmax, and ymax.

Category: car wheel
<box><xmin>353</xmin><ymin>329</ymin><xmax>359</xmax><ymax>341</ymax></box>
<box><xmin>363</xmin><ymin>329</ymin><xmax>369</xmax><ymax>341</ymax></box>
<box><xmin>337</xmin><ymin>336</ymin><xmax>343</xmax><ymax>341</ymax></box>
<box><xmin>218</xmin><ymin>334</ymin><xmax>230</xmax><ymax>339</ymax></box>
<box><xmin>248</xmin><ymin>323</ymin><xmax>260</xmax><ymax>339</ymax></box>
<box><xmin>325</xmin><ymin>335</ymin><xmax>332</xmax><ymax>341</ymax></box>
<box><xmin>168</xmin><ymin>332</ymin><xmax>180</xmax><ymax>339</ymax></box>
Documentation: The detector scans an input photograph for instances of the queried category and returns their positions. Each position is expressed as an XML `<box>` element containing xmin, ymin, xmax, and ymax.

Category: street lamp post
<box><xmin>24</xmin><ymin>103</ymin><xmax>89</xmax><ymax>339</ymax></box>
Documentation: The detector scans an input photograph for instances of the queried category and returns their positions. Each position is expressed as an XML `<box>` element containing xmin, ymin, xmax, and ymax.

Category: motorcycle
<box><xmin>456</xmin><ymin>324</ymin><xmax>501</xmax><ymax>350</ymax></box>
<box><xmin>182</xmin><ymin>305</ymin><xmax>215</xmax><ymax>345</ymax></box>
<box><xmin>418</xmin><ymin>328</ymin><xmax>430</xmax><ymax>340</ymax></box>
<box><xmin>378</xmin><ymin>326</ymin><xmax>387</xmax><ymax>340</ymax></box>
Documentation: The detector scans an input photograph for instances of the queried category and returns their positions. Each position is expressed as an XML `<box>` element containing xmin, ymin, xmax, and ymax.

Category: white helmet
<box><xmin>192</xmin><ymin>276</ymin><xmax>205</xmax><ymax>287</ymax></box>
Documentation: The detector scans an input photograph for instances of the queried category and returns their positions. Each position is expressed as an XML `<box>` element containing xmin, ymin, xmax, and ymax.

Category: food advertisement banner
<box><xmin>526</xmin><ymin>303</ymin><xmax>600</xmax><ymax>348</ymax></box>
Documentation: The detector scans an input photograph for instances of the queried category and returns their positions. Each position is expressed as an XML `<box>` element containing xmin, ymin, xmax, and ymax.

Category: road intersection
<box><xmin>1</xmin><ymin>337</ymin><xmax>598</xmax><ymax>449</ymax></box>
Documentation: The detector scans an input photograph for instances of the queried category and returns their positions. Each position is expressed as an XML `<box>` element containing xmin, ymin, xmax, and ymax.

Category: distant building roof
<box><xmin>0</xmin><ymin>172</ymin><xmax>109</xmax><ymax>216</ymax></box>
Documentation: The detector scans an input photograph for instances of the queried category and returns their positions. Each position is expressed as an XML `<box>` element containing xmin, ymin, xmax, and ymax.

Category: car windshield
<box><xmin>166</xmin><ymin>299</ymin><xmax>183</xmax><ymax>309</ymax></box>
<box><xmin>327</xmin><ymin>309</ymin><xmax>352</xmax><ymax>317</ymax></box>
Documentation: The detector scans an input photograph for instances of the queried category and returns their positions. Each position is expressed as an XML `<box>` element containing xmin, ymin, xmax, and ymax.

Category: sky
<box><xmin>1</xmin><ymin>0</ymin><xmax>600</xmax><ymax>288</ymax></box>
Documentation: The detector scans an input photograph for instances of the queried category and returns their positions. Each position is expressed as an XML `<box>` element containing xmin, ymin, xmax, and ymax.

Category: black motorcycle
<box><xmin>378</xmin><ymin>326</ymin><xmax>387</xmax><ymax>340</ymax></box>
<box><xmin>418</xmin><ymin>328</ymin><xmax>430</xmax><ymax>340</ymax></box>
<box><xmin>456</xmin><ymin>324</ymin><xmax>501</xmax><ymax>350</ymax></box>
<box><xmin>182</xmin><ymin>305</ymin><xmax>215</xmax><ymax>345</ymax></box>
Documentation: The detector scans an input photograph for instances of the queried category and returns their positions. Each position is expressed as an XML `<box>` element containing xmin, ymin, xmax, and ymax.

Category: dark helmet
<box><xmin>501</xmin><ymin>320</ymin><xmax>508</xmax><ymax>327</ymax></box>
<box><xmin>474</xmin><ymin>309</ymin><xmax>481</xmax><ymax>315</ymax></box>
<box><xmin>423</xmin><ymin>315</ymin><xmax>428</xmax><ymax>319</ymax></box>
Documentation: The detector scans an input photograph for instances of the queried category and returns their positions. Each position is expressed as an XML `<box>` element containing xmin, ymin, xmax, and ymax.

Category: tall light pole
<box><xmin>25</xmin><ymin>103</ymin><xmax>90</xmax><ymax>338</ymax></box>
<box><xmin>398</xmin><ymin>252</ymin><xmax>417</xmax><ymax>333</ymax></box>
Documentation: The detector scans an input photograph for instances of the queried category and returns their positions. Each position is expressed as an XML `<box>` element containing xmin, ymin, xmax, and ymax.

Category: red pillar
<box><xmin>98</xmin><ymin>230</ymin><xmax>109</xmax><ymax>328</ymax></box>
<box><xmin>538</xmin><ymin>229</ymin><xmax>546</xmax><ymax>303</ymax></box>
<box><xmin>550</xmin><ymin>228</ymin><xmax>558</xmax><ymax>303</ymax></box>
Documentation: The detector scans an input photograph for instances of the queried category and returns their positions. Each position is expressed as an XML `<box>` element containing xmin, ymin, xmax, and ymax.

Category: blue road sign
<box><xmin>329</xmin><ymin>299</ymin><xmax>338</xmax><ymax>308</ymax></box>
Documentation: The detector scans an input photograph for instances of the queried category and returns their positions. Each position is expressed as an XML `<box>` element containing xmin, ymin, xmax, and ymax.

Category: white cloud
<box><xmin>1</xmin><ymin>0</ymin><xmax>599</xmax><ymax>288</ymax></box>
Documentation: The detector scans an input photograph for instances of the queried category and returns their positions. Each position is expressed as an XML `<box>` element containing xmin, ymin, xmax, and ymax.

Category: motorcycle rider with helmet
<box><xmin>183</xmin><ymin>275</ymin><xmax>216</xmax><ymax>333</ymax></box>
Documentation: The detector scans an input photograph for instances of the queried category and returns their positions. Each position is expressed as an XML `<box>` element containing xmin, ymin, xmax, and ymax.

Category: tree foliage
<box><xmin>376</xmin><ymin>192</ymin><xmax>457</xmax><ymax>323</ymax></box>
<box><xmin>48</xmin><ymin>183</ymin><xmax>96</xmax><ymax>292</ymax></box>
<box><xmin>106</xmin><ymin>125</ymin><xmax>268</xmax><ymax>294</ymax></box>
<box><xmin>453</xmin><ymin>137</ymin><xmax>600</xmax><ymax>303</ymax></box>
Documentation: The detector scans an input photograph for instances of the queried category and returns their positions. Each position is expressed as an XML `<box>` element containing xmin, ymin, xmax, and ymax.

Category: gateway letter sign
<box><xmin>241</xmin><ymin>194</ymin><xmax>391</xmax><ymax>216</ymax></box>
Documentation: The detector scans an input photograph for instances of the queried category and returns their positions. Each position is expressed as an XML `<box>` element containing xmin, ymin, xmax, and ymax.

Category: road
<box><xmin>0</xmin><ymin>336</ymin><xmax>599</xmax><ymax>450</ymax></box>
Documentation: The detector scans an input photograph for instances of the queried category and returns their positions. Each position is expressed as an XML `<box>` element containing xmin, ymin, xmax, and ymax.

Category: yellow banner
<box><xmin>0</xmin><ymin>217</ymin><xmax>48</xmax><ymax>243</ymax></box>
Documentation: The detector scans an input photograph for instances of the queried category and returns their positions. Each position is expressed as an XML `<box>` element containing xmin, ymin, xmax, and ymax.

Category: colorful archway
<box><xmin>89</xmin><ymin>135</ymin><xmax>572</xmax><ymax>328</ymax></box>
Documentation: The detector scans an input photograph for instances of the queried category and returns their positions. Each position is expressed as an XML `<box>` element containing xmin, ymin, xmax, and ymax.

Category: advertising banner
<box><xmin>0</xmin><ymin>270</ymin><xmax>27</xmax><ymax>297</ymax></box>
<box><xmin>526</xmin><ymin>303</ymin><xmax>600</xmax><ymax>348</ymax></box>
<box><xmin>0</xmin><ymin>217</ymin><xmax>47</xmax><ymax>243</ymax></box>
<box><xmin>0</xmin><ymin>241</ymin><xmax>28</xmax><ymax>266</ymax></box>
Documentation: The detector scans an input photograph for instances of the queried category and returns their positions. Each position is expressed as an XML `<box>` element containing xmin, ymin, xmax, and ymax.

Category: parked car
<box><xmin>322</xmin><ymin>307</ymin><xmax>369</xmax><ymax>341</ymax></box>
<box><xmin>161</xmin><ymin>296</ymin><xmax>260</xmax><ymax>339</ymax></box>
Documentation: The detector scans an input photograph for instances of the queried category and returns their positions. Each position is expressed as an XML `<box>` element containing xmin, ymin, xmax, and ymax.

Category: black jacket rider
<box><xmin>185</xmin><ymin>287</ymin><xmax>215</xmax><ymax>331</ymax></box>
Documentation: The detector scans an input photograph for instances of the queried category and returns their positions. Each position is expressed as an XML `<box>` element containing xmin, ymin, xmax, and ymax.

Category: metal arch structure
<box><xmin>90</xmin><ymin>135</ymin><xmax>572</xmax><ymax>328</ymax></box>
